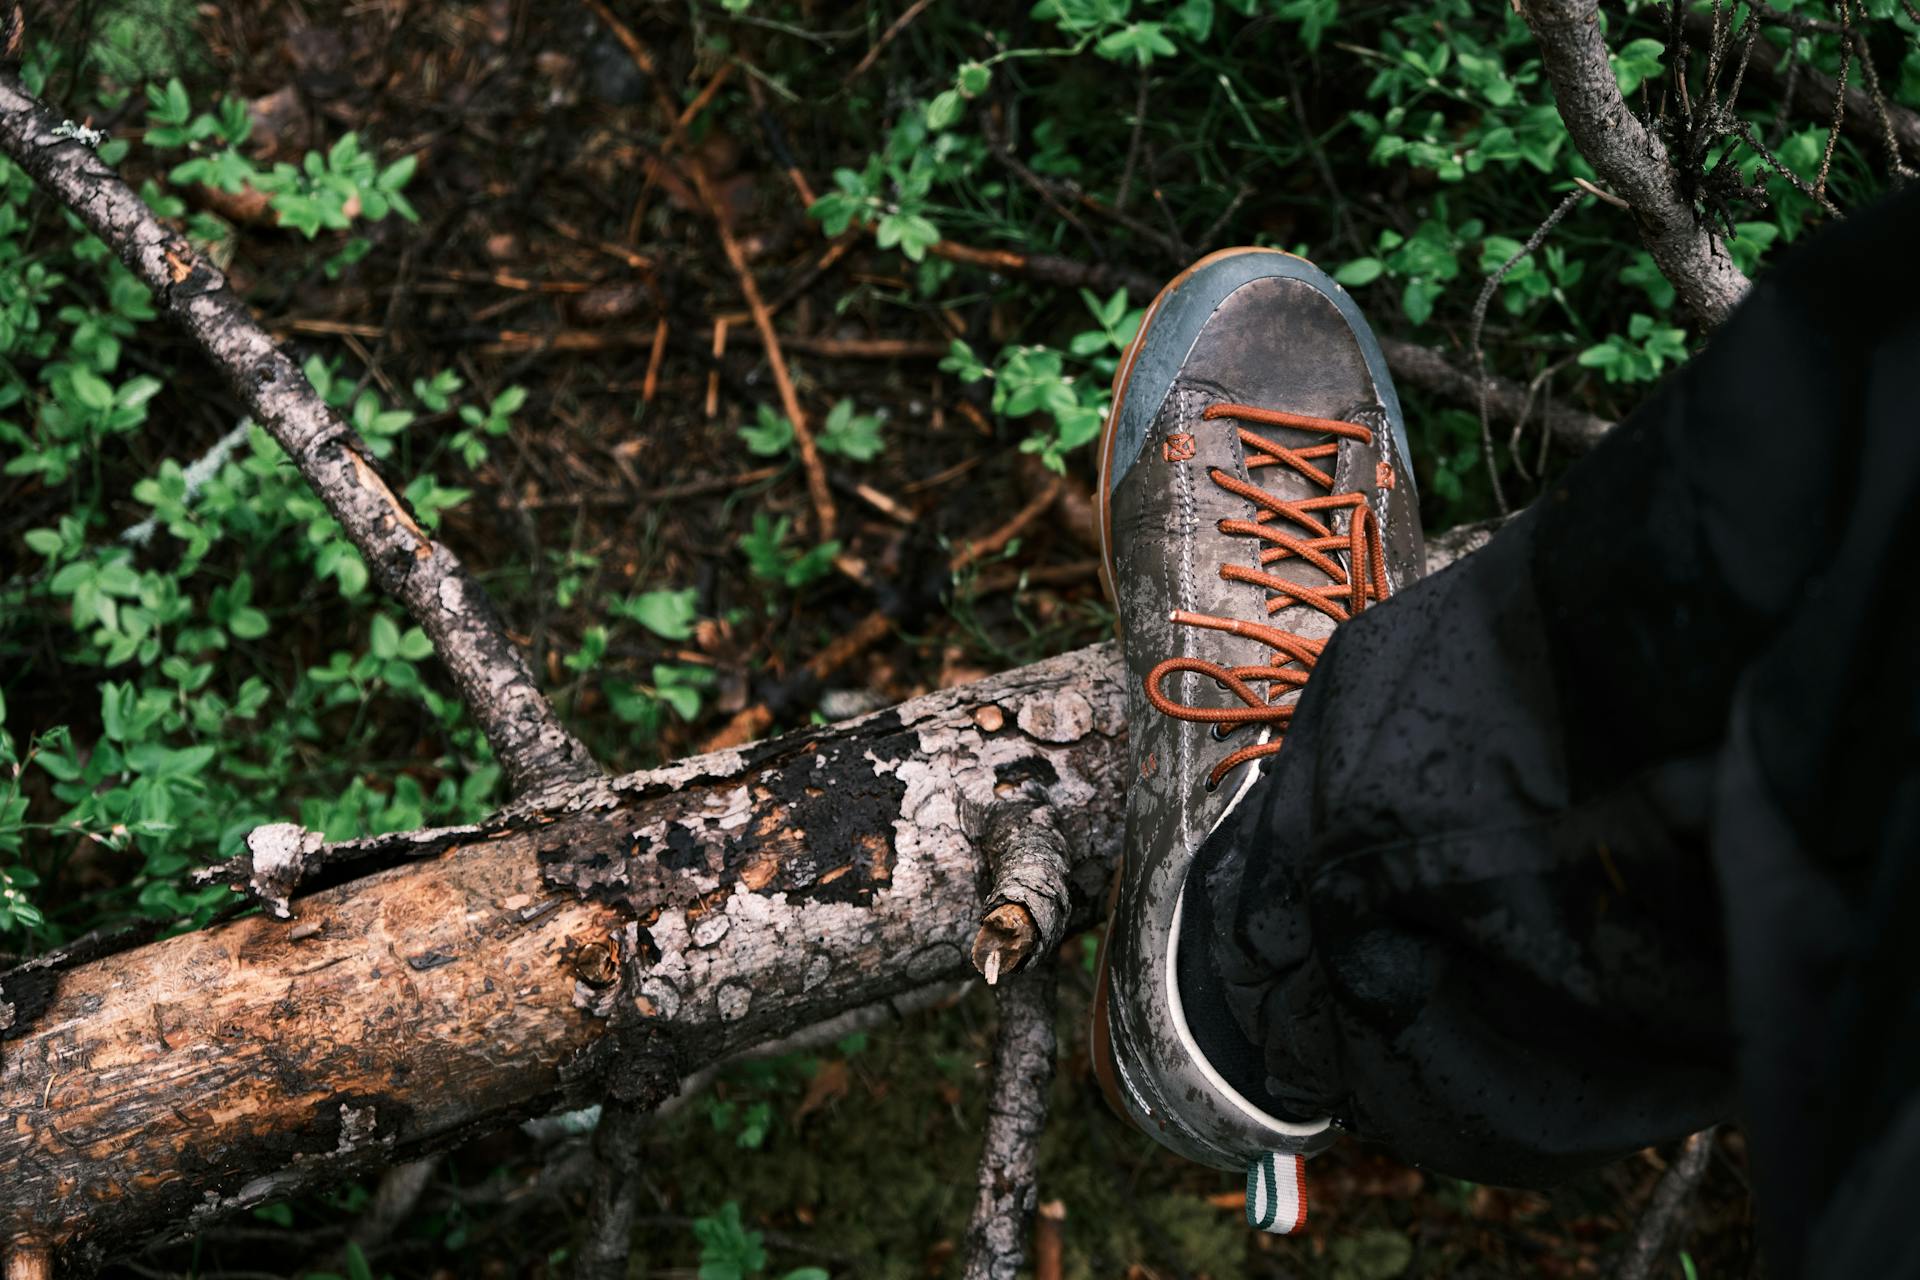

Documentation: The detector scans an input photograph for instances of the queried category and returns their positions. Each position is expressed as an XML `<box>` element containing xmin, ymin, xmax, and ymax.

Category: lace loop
<box><xmin>1144</xmin><ymin>403</ymin><xmax>1392</xmax><ymax>788</ymax></box>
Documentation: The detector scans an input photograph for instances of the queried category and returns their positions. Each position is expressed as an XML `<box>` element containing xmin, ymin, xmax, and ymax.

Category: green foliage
<box><xmin>0</xmin><ymin>48</ymin><xmax>510</xmax><ymax>943</ymax></box>
<box><xmin>816</xmin><ymin>399</ymin><xmax>885</xmax><ymax>461</ymax></box>
<box><xmin>740</xmin><ymin>513</ymin><xmax>840</xmax><ymax>590</ymax></box>
<box><xmin>691</xmin><ymin>1201</ymin><xmax>826</xmax><ymax>1280</ymax></box>
<box><xmin>147</xmin><ymin>79</ymin><xmax>418</xmax><ymax>239</ymax></box>
<box><xmin>613</xmin><ymin>588</ymin><xmax>700</xmax><ymax>641</ymax></box>
<box><xmin>1578</xmin><ymin>312</ymin><xmax>1690</xmax><ymax>383</ymax></box>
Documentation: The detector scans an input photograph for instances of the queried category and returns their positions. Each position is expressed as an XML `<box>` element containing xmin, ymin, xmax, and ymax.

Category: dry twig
<box><xmin>583</xmin><ymin>0</ymin><xmax>839</xmax><ymax>541</ymax></box>
<box><xmin>1614</xmin><ymin>1129</ymin><xmax>1718</xmax><ymax>1280</ymax></box>
<box><xmin>969</xmin><ymin>802</ymin><xmax>1072</xmax><ymax>986</ymax></box>
<box><xmin>1468</xmin><ymin>188</ymin><xmax>1589</xmax><ymax>514</ymax></box>
<box><xmin>848</xmin><ymin>0</ymin><xmax>939</xmax><ymax>81</ymax></box>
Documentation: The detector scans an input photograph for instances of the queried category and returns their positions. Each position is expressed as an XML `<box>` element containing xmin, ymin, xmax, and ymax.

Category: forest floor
<box><xmin>1</xmin><ymin>0</ymin><xmax>1824</xmax><ymax>1274</ymax></box>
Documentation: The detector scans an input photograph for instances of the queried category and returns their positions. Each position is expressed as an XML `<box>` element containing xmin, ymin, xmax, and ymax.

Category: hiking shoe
<box><xmin>1088</xmin><ymin>249</ymin><xmax>1425</xmax><ymax>1216</ymax></box>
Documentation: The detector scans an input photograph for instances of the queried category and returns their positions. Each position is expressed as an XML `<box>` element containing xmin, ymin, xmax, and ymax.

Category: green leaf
<box><xmin>1334</xmin><ymin>257</ymin><xmax>1385</xmax><ymax>287</ymax></box>
<box><xmin>71</xmin><ymin>368</ymin><xmax>115</xmax><ymax>412</ymax></box>
<box><xmin>1096</xmin><ymin>21</ymin><xmax>1176</xmax><ymax>66</ymax></box>
<box><xmin>817</xmin><ymin>399</ymin><xmax>884</xmax><ymax>461</ymax></box>
<box><xmin>618</xmin><ymin>588</ymin><xmax>699</xmax><ymax>641</ymax></box>
<box><xmin>926</xmin><ymin>89</ymin><xmax>964</xmax><ymax>132</ymax></box>
<box><xmin>875</xmin><ymin>211</ymin><xmax>941</xmax><ymax>262</ymax></box>
<box><xmin>228</xmin><ymin>607</ymin><xmax>270</xmax><ymax>640</ymax></box>
<box><xmin>739</xmin><ymin>405</ymin><xmax>795</xmax><ymax>457</ymax></box>
<box><xmin>369</xmin><ymin>613</ymin><xmax>400</xmax><ymax>660</ymax></box>
<box><xmin>957</xmin><ymin>62</ymin><xmax>991</xmax><ymax>97</ymax></box>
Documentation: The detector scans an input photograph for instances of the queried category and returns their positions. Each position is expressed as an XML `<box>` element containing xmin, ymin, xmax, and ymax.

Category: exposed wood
<box><xmin>0</xmin><ymin>646</ymin><xmax>1129</xmax><ymax>1270</ymax></box>
<box><xmin>0</xmin><ymin>71</ymin><xmax>597</xmax><ymax>796</ymax></box>
<box><xmin>969</xmin><ymin>802</ymin><xmax>1071</xmax><ymax>986</ymax></box>
<box><xmin>1522</xmin><ymin>0</ymin><xmax>1752</xmax><ymax>328</ymax></box>
<box><xmin>0</xmin><ymin>519</ymin><xmax>1502</xmax><ymax>1271</ymax></box>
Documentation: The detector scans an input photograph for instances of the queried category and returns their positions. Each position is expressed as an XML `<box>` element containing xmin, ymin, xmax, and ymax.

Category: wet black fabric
<box><xmin>1180</xmin><ymin>183</ymin><xmax>1920</xmax><ymax>1279</ymax></box>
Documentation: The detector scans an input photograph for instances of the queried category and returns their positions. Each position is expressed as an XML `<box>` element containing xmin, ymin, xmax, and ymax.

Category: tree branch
<box><xmin>960</xmin><ymin>966</ymin><xmax>1058</xmax><ymax>1280</ymax></box>
<box><xmin>0</xmin><ymin>493</ymin><xmax>1503</xmax><ymax>1272</ymax></box>
<box><xmin>1614</xmin><ymin>1128</ymin><xmax>1717</xmax><ymax>1280</ymax></box>
<box><xmin>1377</xmin><ymin>337</ymin><xmax>1614</xmax><ymax>455</ymax></box>
<box><xmin>0</xmin><ymin>645</ymin><xmax>1128</xmax><ymax>1271</ymax></box>
<box><xmin>1709</xmin><ymin>10</ymin><xmax>1920</xmax><ymax>168</ymax></box>
<box><xmin>0</xmin><ymin>71</ymin><xmax>598</xmax><ymax>797</ymax></box>
<box><xmin>1523</xmin><ymin>0</ymin><xmax>1752</xmax><ymax>328</ymax></box>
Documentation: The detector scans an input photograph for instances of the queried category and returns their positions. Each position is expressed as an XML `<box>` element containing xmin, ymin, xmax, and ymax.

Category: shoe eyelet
<box><xmin>1212</xmin><ymin>679</ymin><xmax>1228</xmax><ymax>692</ymax></box>
<box><xmin>1210</xmin><ymin>722</ymin><xmax>1234</xmax><ymax>741</ymax></box>
<box><xmin>1203</xmin><ymin>775</ymin><xmax>1221</xmax><ymax>793</ymax></box>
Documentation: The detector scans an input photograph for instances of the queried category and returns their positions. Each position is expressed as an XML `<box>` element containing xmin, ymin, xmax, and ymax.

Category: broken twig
<box><xmin>970</xmin><ymin>802</ymin><xmax>1071</xmax><ymax>986</ymax></box>
<box><xmin>960</xmin><ymin>964</ymin><xmax>1058</xmax><ymax>1280</ymax></box>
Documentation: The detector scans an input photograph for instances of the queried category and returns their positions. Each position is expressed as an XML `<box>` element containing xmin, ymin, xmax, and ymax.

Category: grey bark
<box><xmin>0</xmin><ymin>71</ymin><xmax>597</xmax><ymax>796</ymax></box>
<box><xmin>960</xmin><ymin>966</ymin><xmax>1058</xmax><ymax>1280</ymax></box>
<box><xmin>1523</xmin><ymin>0</ymin><xmax>1754</xmax><ymax>328</ymax></box>
<box><xmin>0</xmin><ymin>645</ymin><xmax>1129</xmax><ymax>1272</ymax></box>
<box><xmin>1614</xmin><ymin>1129</ymin><xmax>1718</xmax><ymax>1280</ymax></box>
<box><xmin>970</xmin><ymin>802</ymin><xmax>1073</xmax><ymax>985</ymax></box>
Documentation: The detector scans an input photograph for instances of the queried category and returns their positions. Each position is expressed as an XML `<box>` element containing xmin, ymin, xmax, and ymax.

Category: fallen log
<box><xmin>0</xmin><ymin>645</ymin><xmax>1128</xmax><ymax>1272</ymax></box>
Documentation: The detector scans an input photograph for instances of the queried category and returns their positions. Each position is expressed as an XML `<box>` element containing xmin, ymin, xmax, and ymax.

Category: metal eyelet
<box><xmin>1210</xmin><ymin>722</ymin><xmax>1234</xmax><ymax>741</ymax></box>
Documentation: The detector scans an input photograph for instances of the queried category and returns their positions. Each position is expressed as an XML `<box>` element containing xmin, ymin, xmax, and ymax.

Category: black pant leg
<box><xmin>1187</xmin><ymin>184</ymin><xmax>1920</xmax><ymax>1276</ymax></box>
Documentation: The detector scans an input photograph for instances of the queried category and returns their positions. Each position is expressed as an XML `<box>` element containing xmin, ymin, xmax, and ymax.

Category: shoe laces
<box><xmin>1144</xmin><ymin>402</ymin><xmax>1391</xmax><ymax>789</ymax></box>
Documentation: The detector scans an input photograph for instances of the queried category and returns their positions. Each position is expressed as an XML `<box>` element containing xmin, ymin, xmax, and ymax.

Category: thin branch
<box><xmin>1468</xmin><ymin>188</ymin><xmax>1588</xmax><ymax>514</ymax></box>
<box><xmin>848</xmin><ymin>0</ymin><xmax>939</xmax><ymax>82</ymax></box>
<box><xmin>960</xmin><ymin>964</ymin><xmax>1058</xmax><ymax>1280</ymax></box>
<box><xmin>1702</xmin><ymin>9</ymin><xmax>1920</xmax><ymax>167</ymax></box>
<box><xmin>1378</xmin><ymin>338</ymin><xmax>1614</xmax><ymax>453</ymax></box>
<box><xmin>0</xmin><ymin>72</ymin><xmax>598</xmax><ymax>796</ymax></box>
<box><xmin>1614</xmin><ymin>1129</ymin><xmax>1718</xmax><ymax>1280</ymax></box>
<box><xmin>1524</xmin><ymin>0</ymin><xmax>1752</xmax><ymax>327</ymax></box>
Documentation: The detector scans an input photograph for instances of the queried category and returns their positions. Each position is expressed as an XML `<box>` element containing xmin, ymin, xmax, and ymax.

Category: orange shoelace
<box><xmin>1144</xmin><ymin>403</ymin><xmax>1391</xmax><ymax>789</ymax></box>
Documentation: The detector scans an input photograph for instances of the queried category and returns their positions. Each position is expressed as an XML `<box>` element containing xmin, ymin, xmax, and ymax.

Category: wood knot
<box><xmin>566</xmin><ymin>933</ymin><xmax>620</xmax><ymax>988</ymax></box>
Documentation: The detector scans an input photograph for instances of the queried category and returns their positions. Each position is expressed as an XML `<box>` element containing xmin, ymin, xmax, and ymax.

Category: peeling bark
<box><xmin>0</xmin><ymin>72</ymin><xmax>596</xmax><ymax>796</ymax></box>
<box><xmin>1523</xmin><ymin>0</ymin><xmax>1753</xmax><ymax>328</ymax></box>
<box><xmin>0</xmin><ymin>646</ymin><xmax>1127</xmax><ymax>1270</ymax></box>
<box><xmin>0</xmin><ymin>520</ymin><xmax>1502</xmax><ymax>1269</ymax></box>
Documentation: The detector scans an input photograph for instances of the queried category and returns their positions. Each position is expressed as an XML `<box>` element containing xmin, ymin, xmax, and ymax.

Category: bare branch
<box><xmin>1710</xmin><ymin>9</ymin><xmax>1920</xmax><ymax>170</ymax></box>
<box><xmin>0</xmin><ymin>72</ymin><xmax>598</xmax><ymax>796</ymax></box>
<box><xmin>1378</xmin><ymin>338</ymin><xmax>1615</xmax><ymax>454</ymax></box>
<box><xmin>1523</xmin><ymin>0</ymin><xmax>1752</xmax><ymax>327</ymax></box>
<box><xmin>961</xmin><ymin>965</ymin><xmax>1058</xmax><ymax>1280</ymax></box>
<box><xmin>1614</xmin><ymin>1129</ymin><xmax>1718</xmax><ymax>1280</ymax></box>
<box><xmin>1469</xmin><ymin>188</ymin><xmax>1589</xmax><ymax>514</ymax></box>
